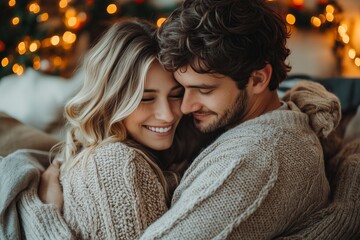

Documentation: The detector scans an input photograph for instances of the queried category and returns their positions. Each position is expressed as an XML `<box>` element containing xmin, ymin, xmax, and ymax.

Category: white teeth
<box><xmin>147</xmin><ymin>126</ymin><xmax>172</xmax><ymax>133</ymax></box>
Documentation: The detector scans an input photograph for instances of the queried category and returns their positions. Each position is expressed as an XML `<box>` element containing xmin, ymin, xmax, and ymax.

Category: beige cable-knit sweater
<box><xmin>139</xmin><ymin>81</ymin><xmax>349</xmax><ymax>239</ymax></box>
<box><xmin>18</xmin><ymin>142</ymin><xmax>168</xmax><ymax>239</ymax></box>
<box><xmin>2</xmin><ymin>81</ymin><xmax>358</xmax><ymax>239</ymax></box>
<box><xmin>140</xmin><ymin>102</ymin><xmax>332</xmax><ymax>239</ymax></box>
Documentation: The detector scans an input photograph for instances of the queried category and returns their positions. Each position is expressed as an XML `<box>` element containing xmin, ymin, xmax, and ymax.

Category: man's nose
<box><xmin>180</xmin><ymin>91</ymin><xmax>201</xmax><ymax>114</ymax></box>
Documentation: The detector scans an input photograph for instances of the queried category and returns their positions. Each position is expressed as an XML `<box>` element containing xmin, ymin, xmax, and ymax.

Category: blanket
<box><xmin>0</xmin><ymin>150</ymin><xmax>50</xmax><ymax>240</ymax></box>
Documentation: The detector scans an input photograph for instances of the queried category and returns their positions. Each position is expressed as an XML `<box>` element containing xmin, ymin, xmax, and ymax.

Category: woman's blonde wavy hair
<box><xmin>55</xmin><ymin>18</ymin><xmax>181</xmax><ymax>200</ymax></box>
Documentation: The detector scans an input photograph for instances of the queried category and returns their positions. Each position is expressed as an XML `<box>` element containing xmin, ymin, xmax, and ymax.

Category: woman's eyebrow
<box><xmin>144</xmin><ymin>89</ymin><xmax>157</xmax><ymax>93</ymax></box>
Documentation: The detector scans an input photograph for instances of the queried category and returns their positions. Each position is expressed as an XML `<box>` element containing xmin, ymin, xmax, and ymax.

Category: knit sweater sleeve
<box><xmin>61</xmin><ymin>143</ymin><xmax>168</xmax><ymax>239</ymax></box>
<box><xmin>17</xmin><ymin>189</ymin><xmax>75</xmax><ymax>240</ymax></box>
<box><xmin>275</xmin><ymin>140</ymin><xmax>360</xmax><ymax>240</ymax></box>
<box><xmin>140</xmin><ymin>134</ymin><xmax>280</xmax><ymax>240</ymax></box>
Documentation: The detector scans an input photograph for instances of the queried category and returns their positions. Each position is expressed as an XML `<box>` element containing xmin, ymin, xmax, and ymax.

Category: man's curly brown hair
<box><xmin>157</xmin><ymin>0</ymin><xmax>291</xmax><ymax>90</ymax></box>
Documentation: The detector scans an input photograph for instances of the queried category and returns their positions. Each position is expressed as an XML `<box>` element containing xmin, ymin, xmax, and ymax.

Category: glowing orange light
<box><xmin>348</xmin><ymin>49</ymin><xmax>356</xmax><ymax>59</ymax></box>
<box><xmin>51</xmin><ymin>35</ymin><xmax>60</xmax><ymax>46</ymax></box>
<box><xmin>286</xmin><ymin>14</ymin><xmax>296</xmax><ymax>25</ymax></box>
<box><xmin>107</xmin><ymin>4</ymin><xmax>117</xmax><ymax>14</ymax></box>
<box><xmin>355</xmin><ymin>58</ymin><xmax>360</xmax><ymax>67</ymax></box>
<box><xmin>9</xmin><ymin>0</ymin><xmax>16</xmax><ymax>7</ymax></box>
<box><xmin>12</xmin><ymin>17</ymin><xmax>20</xmax><ymax>25</ymax></box>
<box><xmin>157</xmin><ymin>18</ymin><xmax>166</xmax><ymax>27</ymax></box>
<box><xmin>311</xmin><ymin>17</ymin><xmax>321</xmax><ymax>27</ymax></box>
<box><xmin>1</xmin><ymin>58</ymin><xmax>9</xmax><ymax>67</ymax></box>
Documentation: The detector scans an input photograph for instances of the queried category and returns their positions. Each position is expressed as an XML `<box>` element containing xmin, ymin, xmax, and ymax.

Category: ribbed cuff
<box><xmin>17</xmin><ymin>189</ymin><xmax>74</xmax><ymax>240</ymax></box>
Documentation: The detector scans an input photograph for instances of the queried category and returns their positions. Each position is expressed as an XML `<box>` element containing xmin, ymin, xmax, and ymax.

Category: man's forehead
<box><xmin>174</xmin><ymin>67</ymin><xmax>228</xmax><ymax>86</ymax></box>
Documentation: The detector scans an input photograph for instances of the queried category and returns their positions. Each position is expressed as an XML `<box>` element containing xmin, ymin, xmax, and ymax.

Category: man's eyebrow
<box><xmin>185</xmin><ymin>84</ymin><xmax>216</xmax><ymax>89</ymax></box>
<box><xmin>143</xmin><ymin>84</ymin><xmax>183</xmax><ymax>93</ymax></box>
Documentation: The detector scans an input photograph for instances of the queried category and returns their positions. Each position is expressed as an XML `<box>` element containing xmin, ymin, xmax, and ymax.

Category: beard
<box><xmin>194</xmin><ymin>90</ymin><xmax>248</xmax><ymax>133</ymax></box>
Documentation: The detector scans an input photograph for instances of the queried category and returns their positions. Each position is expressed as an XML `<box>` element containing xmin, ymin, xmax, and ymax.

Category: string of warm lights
<box><xmin>0</xmin><ymin>0</ymin><xmax>172</xmax><ymax>78</ymax></box>
<box><xmin>282</xmin><ymin>0</ymin><xmax>360</xmax><ymax>69</ymax></box>
<box><xmin>338</xmin><ymin>23</ymin><xmax>360</xmax><ymax>67</ymax></box>
<box><xmin>1</xmin><ymin>0</ymin><xmax>358</xmax><ymax>78</ymax></box>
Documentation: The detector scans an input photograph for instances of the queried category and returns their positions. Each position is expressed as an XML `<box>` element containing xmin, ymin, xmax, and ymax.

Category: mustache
<box><xmin>192</xmin><ymin>110</ymin><xmax>216</xmax><ymax>115</ymax></box>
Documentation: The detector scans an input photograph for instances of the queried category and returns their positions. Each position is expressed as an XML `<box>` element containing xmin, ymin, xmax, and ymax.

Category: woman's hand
<box><xmin>38</xmin><ymin>160</ymin><xmax>64</xmax><ymax>210</ymax></box>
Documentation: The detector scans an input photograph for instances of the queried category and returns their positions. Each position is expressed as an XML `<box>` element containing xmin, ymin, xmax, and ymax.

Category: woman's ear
<box><xmin>250</xmin><ymin>64</ymin><xmax>272</xmax><ymax>94</ymax></box>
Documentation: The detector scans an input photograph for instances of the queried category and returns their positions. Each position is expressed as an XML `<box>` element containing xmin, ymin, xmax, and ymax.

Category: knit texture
<box><xmin>18</xmin><ymin>142</ymin><xmax>168</xmax><ymax>239</ymax></box>
<box><xmin>282</xmin><ymin>80</ymin><xmax>341</xmax><ymax>138</ymax></box>
<box><xmin>140</xmin><ymin>80</ymin><xmax>343</xmax><ymax>239</ymax></box>
<box><xmin>0</xmin><ymin>150</ymin><xmax>46</xmax><ymax>240</ymax></box>
<box><xmin>63</xmin><ymin>143</ymin><xmax>168</xmax><ymax>239</ymax></box>
<box><xmin>140</xmin><ymin>102</ymin><xmax>332</xmax><ymax>240</ymax></box>
<box><xmin>276</xmin><ymin>139</ymin><xmax>360</xmax><ymax>239</ymax></box>
<box><xmin>0</xmin><ymin>149</ymin><xmax>72</xmax><ymax>240</ymax></box>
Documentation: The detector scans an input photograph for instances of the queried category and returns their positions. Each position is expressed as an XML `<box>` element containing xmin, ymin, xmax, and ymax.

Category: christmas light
<box><xmin>348</xmin><ymin>49</ymin><xmax>356</xmax><ymax>59</ymax></box>
<box><xmin>62</xmin><ymin>31</ymin><xmax>76</xmax><ymax>44</ymax></box>
<box><xmin>33</xmin><ymin>56</ymin><xmax>41</xmax><ymax>70</ymax></box>
<box><xmin>107</xmin><ymin>4</ymin><xmax>117</xmax><ymax>14</ymax></box>
<box><xmin>28</xmin><ymin>3</ymin><xmax>40</xmax><ymax>14</ymax></box>
<box><xmin>1</xmin><ymin>58</ymin><xmax>9</xmax><ymax>67</ymax></box>
<box><xmin>50</xmin><ymin>36</ymin><xmax>60</xmax><ymax>46</ymax></box>
<box><xmin>59</xmin><ymin>0</ymin><xmax>68</xmax><ymax>9</ymax></box>
<box><xmin>65</xmin><ymin>8</ymin><xmax>77</xmax><ymax>18</ymax></box>
<box><xmin>319</xmin><ymin>14</ymin><xmax>326</xmax><ymax>23</ymax></box>
<box><xmin>286</xmin><ymin>14</ymin><xmax>296</xmax><ymax>25</ymax></box>
<box><xmin>42</xmin><ymin>38</ymin><xmax>52</xmax><ymax>48</ymax></box>
<box><xmin>67</xmin><ymin>17</ymin><xmax>77</xmax><ymax>28</ymax></box>
<box><xmin>17</xmin><ymin>42</ymin><xmax>26</xmax><ymax>55</ymax></box>
<box><xmin>342</xmin><ymin>34</ymin><xmax>350</xmax><ymax>44</ymax></box>
<box><xmin>326</xmin><ymin>13</ymin><xmax>334</xmax><ymax>22</ymax></box>
<box><xmin>12</xmin><ymin>63</ymin><xmax>24</xmax><ymax>75</ymax></box>
<box><xmin>325</xmin><ymin>5</ymin><xmax>335</xmax><ymax>14</ymax></box>
<box><xmin>12</xmin><ymin>17</ymin><xmax>20</xmax><ymax>25</ymax></box>
<box><xmin>311</xmin><ymin>17</ymin><xmax>321</xmax><ymax>27</ymax></box>
<box><xmin>53</xmin><ymin>56</ymin><xmax>62</xmax><ymax>67</ymax></box>
<box><xmin>37</xmin><ymin>13</ymin><xmax>49</xmax><ymax>22</ymax></box>
<box><xmin>338</xmin><ymin>25</ymin><xmax>347</xmax><ymax>36</ymax></box>
<box><xmin>29</xmin><ymin>41</ymin><xmax>40</xmax><ymax>52</ymax></box>
<box><xmin>355</xmin><ymin>58</ymin><xmax>360</xmax><ymax>67</ymax></box>
<box><xmin>292</xmin><ymin>0</ymin><xmax>304</xmax><ymax>8</ymax></box>
<box><xmin>157</xmin><ymin>18</ymin><xmax>166</xmax><ymax>28</ymax></box>
<box><xmin>8</xmin><ymin>0</ymin><xmax>16</xmax><ymax>7</ymax></box>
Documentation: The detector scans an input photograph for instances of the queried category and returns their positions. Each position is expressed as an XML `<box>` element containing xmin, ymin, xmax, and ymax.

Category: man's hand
<box><xmin>38</xmin><ymin>160</ymin><xmax>64</xmax><ymax>210</ymax></box>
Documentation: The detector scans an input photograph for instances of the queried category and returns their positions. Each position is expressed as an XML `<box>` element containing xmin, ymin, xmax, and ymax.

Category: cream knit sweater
<box><xmin>3</xmin><ymin>81</ymin><xmax>358</xmax><ymax>239</ymax></box>
<box><xmin>140</xmin><ymin>102</ymin><xmax>333</xmax><ymax>239</ymax></box>
<box><xmin>18</xmin><ymin>142</ymin><xmax>168</xmax><ymax>239</ymax></box>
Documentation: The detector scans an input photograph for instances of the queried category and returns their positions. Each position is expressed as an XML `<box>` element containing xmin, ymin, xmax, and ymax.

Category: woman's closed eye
<box><xmin>169</xmin><ymin>88</ymin><xmax>184</xmax><ymax>100</ymax></box>
<box><xmin>141</xmin><ymin>97</ymin><xmax>154</xmax><ymax>102</ymax></box>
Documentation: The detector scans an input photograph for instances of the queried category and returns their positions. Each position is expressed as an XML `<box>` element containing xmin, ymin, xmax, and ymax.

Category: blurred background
<box><xmin>0</xmin><ymin>0</ymin><xmax>359</xmax><ymax>139</ymax></box>
<box><xmin>0</xmin><ymin>0</ymin><xmax>359</xmax><ymax>79</ymax></box>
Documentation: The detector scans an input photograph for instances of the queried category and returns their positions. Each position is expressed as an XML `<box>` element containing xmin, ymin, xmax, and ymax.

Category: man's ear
<box><xmin>250</xmin><ymin>64</ymin><xmax>272</xmax><ymax>94</ymax></box>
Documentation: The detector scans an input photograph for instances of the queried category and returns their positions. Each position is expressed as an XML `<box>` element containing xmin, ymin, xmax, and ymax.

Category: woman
<box><xmin>15</xmin><ymin>18</ymin><xmax>203</xmax><ymax>239</ymax></box>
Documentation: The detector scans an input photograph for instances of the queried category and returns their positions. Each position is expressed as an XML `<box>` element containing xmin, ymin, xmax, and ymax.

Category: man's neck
<box><xmin>240</xmin><ymin>90</ymin><xmax>281</xmax><ymax>124</ymax></box>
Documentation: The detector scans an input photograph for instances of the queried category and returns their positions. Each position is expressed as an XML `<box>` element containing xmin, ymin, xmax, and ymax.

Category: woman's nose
<box><xmin>155</xmin><ymin>100</ymin><xmax>175</xmax><ymax>123</ymax></box>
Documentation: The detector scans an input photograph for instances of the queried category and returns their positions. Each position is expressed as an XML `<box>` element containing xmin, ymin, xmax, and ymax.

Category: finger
<box><xmin>43</xmin><ymin>163</ymin><xmax>61</xmax><ymax>179</ymax></box>
<box><xmin>51</xmin><ymin>160</ymin><xmax>61</xmax><ymax>168</ymax></box>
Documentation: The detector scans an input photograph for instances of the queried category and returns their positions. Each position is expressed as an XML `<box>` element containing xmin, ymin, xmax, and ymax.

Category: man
<box><xmin>139</xmin><ymin>0</ymin><xmax>343</xmax><ymax>239</ymax></box>
<box><xmin>9</xmin><ymin>0</ymin><xmax>358</xmax><ymax>239</ymax></box>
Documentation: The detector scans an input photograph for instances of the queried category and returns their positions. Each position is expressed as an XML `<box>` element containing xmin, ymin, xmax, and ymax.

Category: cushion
<box><xmin>0</xmin><ymin>112</ymin><xmax>60</xmax><ymax>157</ymax></box>
<box><xmin>0</xmin><ymin>68</ymin><xmax>83</xmax><ymax>135</ymax></box>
